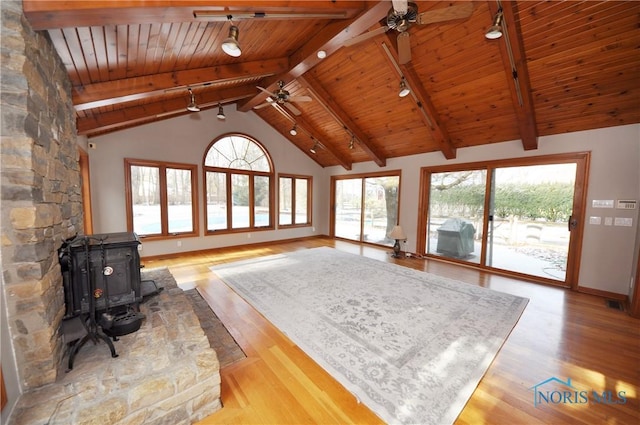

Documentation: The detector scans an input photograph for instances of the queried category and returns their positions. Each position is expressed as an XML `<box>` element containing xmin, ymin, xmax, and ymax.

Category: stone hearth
<box><xmin>7</xmin><ymin>271</ymin><xmax>221</xmax><ymax>425</ymax></box>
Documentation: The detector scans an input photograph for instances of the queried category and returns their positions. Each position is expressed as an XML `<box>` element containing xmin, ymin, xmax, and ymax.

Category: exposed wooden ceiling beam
<box><xmin>23</xmin><ymin>1</ymin><xmax>364</xmax><ymax>30</ymax></box>
<box><xmin>488</xmin><ymin>1</ymin><xmax>538</xmax><ymax>150</ymax></box>
<box><xmin>73</xmin><ymin>58</ymin><xmax>288</xmax><ymax>111</ymax></box>
<box><xmin>238</xmin><ymin>1</ymin><xmax>391</xmax><ymax>113</ymax></box>
<box><xmin>379</xmin><ymin>42</ymin><xmax>457</xmax><ymax>160</ymax></box>
<box><xmin>297</xmin><ymin>74</ymin><xmax>386</xmax><ymax>167</ymax></box>
<box><xmin>77</xmin><ymin>85</ymin><xmax>255</xmax><ymax>136</ymax></box>
<box><xmin>270</xmin><ymin>104</ymin><xmax>352</xmax><ymax>171</ymax></box>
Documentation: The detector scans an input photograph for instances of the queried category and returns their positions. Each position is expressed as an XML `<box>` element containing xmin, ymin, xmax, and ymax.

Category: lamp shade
<box><xmin>388</xmin><ymin>225</ymin><xmax>406</xmax><ymax>240</ymax></box>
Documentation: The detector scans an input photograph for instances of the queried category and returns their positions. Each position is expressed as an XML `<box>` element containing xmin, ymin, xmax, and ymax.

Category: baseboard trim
<box><xmin>140</xmin><ymin>235</ymin><xmax>326</xmax><ymax>262</ymax></box>
<box><xmin>577</xmin><ymin>285</ymin><xmax>627</xmax><ymax>301</ymax></box>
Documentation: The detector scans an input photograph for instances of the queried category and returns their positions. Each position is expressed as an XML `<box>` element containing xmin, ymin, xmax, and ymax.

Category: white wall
<box><xmin>88</xmin><ymin>105</ymin><xmax>327</xmax><ymax>257</ymax></box>
<box><xmin>327</xmin><ymin>124</ymin><xmax>640</xmax><ymax>295</ymax></box>
<box><xmin>90</xmin><ymin>113</ymin><xmax>639</xmax><ymax>295</ymax></box>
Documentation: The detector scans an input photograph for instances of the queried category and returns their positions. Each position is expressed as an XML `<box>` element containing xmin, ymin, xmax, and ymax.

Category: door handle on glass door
<box><xmin>568</xmin><ymin>216</ymin><xmax>578</xmax><ymax>231</ymax></box>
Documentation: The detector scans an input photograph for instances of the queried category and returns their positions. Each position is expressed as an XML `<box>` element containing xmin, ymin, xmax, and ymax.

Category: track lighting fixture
<box><xmin>310</xmin><ymin>141</ymin><xmax>319</xmax><ymax>155</ymax></box>
<box><xmin>221</xmin><ymin>20</ymin><xmax>242</xmax><ymax>57</ymax></box>
<box><xmin>186</xmin><ymin>88</ymin><xmax>200</xmax><ymax>112</ymax></box>
<box><xmin>485</xmin><ymin>8</ymin><xmax>504</xmax><ymax>40</ymax></box>
<box><xmin>216</xmin><ymin>104</ymin><xmax>226</xmax><ymax>120</ymax></box>
<box><xmin>290</xmin><ymin>125</ymin><xmax>297</xmax><ymax>136</ymax></box>
<box><xmin>348</xmin><ymin>136</ymin><xmax>355</xmax><ymax>150</ymax></box>
<box><xmin>398</xmin><ymin>78</ymin><xmax>411</xmax><ymax>98</ymax></box>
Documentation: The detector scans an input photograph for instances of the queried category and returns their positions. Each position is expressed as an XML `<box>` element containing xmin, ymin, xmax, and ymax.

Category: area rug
<box><xmin>141</xmin><ymin>267</ymin><xmax>246</xmax><ymax>368</ymax></box>
<box><xmin>210</xmin><ymin>247</ymin><xmax>528</xmax><ymax>425</ymax></box>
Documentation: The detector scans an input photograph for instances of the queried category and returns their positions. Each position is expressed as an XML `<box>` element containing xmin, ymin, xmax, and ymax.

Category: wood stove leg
<box><xmin>67</xmin><ymin>333</ymin><xmax>90</xmax><ymax>371</ymax></box>
<box><xmin>98</xmin><ymin>331</ymin><xmax>119</xmax><ymax>358</ymax></box>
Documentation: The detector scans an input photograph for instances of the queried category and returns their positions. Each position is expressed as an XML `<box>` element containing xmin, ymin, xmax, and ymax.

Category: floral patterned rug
<box><xmin>211</xmin><ymin>247</ymin><xmax>528</xmax><ymax>425</ymax></box>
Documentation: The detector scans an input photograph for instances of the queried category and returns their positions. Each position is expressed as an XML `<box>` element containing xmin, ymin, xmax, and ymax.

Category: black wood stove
<box><xmin>58</xmin><ymin>232</ymin><xmax>160</xmax><ymax>370</ymax></box>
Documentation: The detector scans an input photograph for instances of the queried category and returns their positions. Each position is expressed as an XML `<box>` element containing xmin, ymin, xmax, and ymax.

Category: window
<box><xmin>203</xmin><ymin>134</ymin><xmax>274</xmax><ymax>233</ymax></box>
<box><xmin>279</xmin><ymin>174</ymin><xmax>312</xmax><ymax>227</ymax></box>
<box><xmin>125</xmin><ymin>159</ymin><xmax>198</xmax><ymax>239</ymax></box>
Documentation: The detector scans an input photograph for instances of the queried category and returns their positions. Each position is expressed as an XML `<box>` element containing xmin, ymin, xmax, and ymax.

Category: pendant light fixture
<box><xmin>186</xmin><ymin>88</ymin><xmax>200</xmax><ymax>112</ymax></box>
<box><xmin>216</xmin><ymin>104</ymin><xmax>226</xmax><ymax>120</ymax></box>
<box><xmin>485</xmin><ymin>8</ymin><xmax>504</xmax><ymax>40</ymax></box>
<box><xmin>221</xmin><ymin>18</ymin><xmax>242</xmax><ymax>57</ymax></box>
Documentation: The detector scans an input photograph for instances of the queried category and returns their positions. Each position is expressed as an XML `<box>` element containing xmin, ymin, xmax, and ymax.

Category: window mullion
<box><xmin>159</xmin><ymin>166</ymin><xmax>169</xmax><ymax>235</ymax></box>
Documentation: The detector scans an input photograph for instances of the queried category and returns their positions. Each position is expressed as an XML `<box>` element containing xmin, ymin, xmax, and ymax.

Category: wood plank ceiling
<box><xmin>23</xmin><ymin>1</ymin><xmax>640</xmax><ymax>169</ymax></box>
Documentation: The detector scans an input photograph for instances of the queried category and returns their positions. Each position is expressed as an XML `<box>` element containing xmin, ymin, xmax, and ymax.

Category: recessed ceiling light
<box><xmin>317</xmin><ymin>50</ymin><xmax>327</xmax><ymax>59</ymax></box>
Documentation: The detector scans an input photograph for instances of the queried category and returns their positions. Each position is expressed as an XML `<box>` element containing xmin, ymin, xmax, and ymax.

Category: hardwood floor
<box><xmin>142</xmin><ymin>236</ymin><xmax>640</xmax><ymax>425</ymax></box>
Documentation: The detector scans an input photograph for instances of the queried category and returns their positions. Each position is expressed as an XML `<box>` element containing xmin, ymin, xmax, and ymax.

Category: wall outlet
<box><xmin>177</xmin><ymin>240</ymin><xmax>182</xmax><ymax>247</ymax></box>
<box><xmin>137</xmin><ymin>244</ymin><xmax>143</xmax><ymax>251</ymax></box>
<box><xmin>247</xmin><ymin>233</ymin><xmax>251</xmax><ymax>239</ymax></box>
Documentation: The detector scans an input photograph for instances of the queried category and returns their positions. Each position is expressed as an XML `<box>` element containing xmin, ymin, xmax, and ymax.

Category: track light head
<box><xmin>222</xmin><ymin>25</ymin><xmax>242</xmax><ymax>57</ymax></box>
<box><xmin>290</xmin><ymin>125</ymin><xmax>297</xmax><ymax>136</ymax></box>
<box><xmin>485</xmin><ymin>9</ymin><xmax>503</xmax><ymax>40</ymax></box>
<box><xmin>398</xmin><ymin>79</ymin><xmax>411</xmax><ymax>98</ymax></box>
<box><xmin>216</xmin><ymin>104</ymin><xmax>226</xmax><ymax>120</ymax></box>
<box><xmin>186</xmin><ymin>88</ymin><xmax>200</xmax><ymax>112</ymax></box>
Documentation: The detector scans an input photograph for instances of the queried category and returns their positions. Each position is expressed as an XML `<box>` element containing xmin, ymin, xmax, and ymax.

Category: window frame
<box><xmin>278</xmin><ymin>173</ymin><xmax>313</xmax><ymax>228</ymax></box>
<box><xmin>330</xmin><ymin>170</ymin><xmax>402</xmax><ymax>247</ymax></box>
<box><xmin>124</xmin><ymin>158</ymin><xmax>199</xmax><ymax>240</ymax></box>
<box><xmin>203</xmin><ymin>133</ymin><xmax>275</xmax><ymax>235</ymax></box>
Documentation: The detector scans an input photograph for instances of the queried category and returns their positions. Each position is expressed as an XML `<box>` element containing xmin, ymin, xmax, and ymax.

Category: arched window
<box><xmin>203</xmin><ymin>134</ymin><xmax>274</xmax><ymax>233</ymax></box>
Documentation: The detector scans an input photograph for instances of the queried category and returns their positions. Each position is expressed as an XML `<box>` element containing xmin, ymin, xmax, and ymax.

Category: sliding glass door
<box><xmin>426</xmin><ymin>170</ymin><xmax>486</xmax><ymax>264</ymax></box>
<box><xmin>332</xmin><ymin>172</ymin><xmax>401</xmax><ymax>246</ymax></box>
<box><xmin>487</xmin><ymin>163</ymin><xmax>576</xmax><ymax>281</ymax></box>
<box><xmin>420</xmin><ymin>153</ymin><xmax>589</xmax><ymax>288</ymax></box>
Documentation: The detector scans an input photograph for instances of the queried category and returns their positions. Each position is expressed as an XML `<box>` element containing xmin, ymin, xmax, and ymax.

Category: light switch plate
<box><xmin>604</xmin><ymin>217</ymin><xmax>613</xmax><ymax>226</ymax></box>
<box><xmin>589</xmin><ymin>216</ymin><xmax>601</xmax><ymax>225</ymax></box>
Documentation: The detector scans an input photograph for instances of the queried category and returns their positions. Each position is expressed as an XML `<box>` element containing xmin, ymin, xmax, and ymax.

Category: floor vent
<box><xmin>606</xmin><ymin>300</ymin><xmax>624</xmax><ymax>311</ymax></box>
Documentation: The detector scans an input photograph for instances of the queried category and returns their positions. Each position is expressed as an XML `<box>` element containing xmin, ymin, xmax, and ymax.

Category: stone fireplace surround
<box><xmin>1</xmin><ymin>1</ymin><xmax>220</xmax><ymax>422</ymax></box>
<box><xmin>8</xmin><ymin>276</ymin><xmax>222</xmax><ymax>425</ymax></box>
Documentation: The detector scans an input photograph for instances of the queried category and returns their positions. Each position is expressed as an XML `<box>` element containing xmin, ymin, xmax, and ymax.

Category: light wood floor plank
<box><xmin>142</xmin><ymin>236</ymin><xmax>640</xmax><ymax>425</ymax></box>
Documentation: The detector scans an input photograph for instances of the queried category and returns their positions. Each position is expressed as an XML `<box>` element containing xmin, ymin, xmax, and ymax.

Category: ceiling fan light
<box><xmin>216</xmin><ymin>104</ymin><xmax>226</xmax><ymax>119</ymax></box>
<box><xmin>221</xmin><ymin>25</ymin><xmax>242</xmax><ymax>57</ymax></box>
<box><xmin>398</xmin><ymin>80</ymin><xmax>411</xmax><ymax>98</ymax></box>
<box><xmin>485</xmin><ymin>10</ymin><xmax>503</xmax><ymax>40</ymax></box>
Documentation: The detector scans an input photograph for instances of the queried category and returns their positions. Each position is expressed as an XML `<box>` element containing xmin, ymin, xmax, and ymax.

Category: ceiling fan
<box><xmin>344</xmin><ymin>1</ymin><xmax>474</xmax><ymax>65</ymax></box>
<box><xmin>255</xmin><ymin>80</ymin><xmax>312</xmax><ymax>116</ymax></box>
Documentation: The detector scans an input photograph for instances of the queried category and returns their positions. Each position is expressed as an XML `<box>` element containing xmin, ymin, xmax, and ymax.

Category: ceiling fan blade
<box><xmin>254</xmin><ymin>100</ymin><xmax>274</xmax><ymax>110</ymax></box>
<box><xmin>288</xmin><ymin>95</ymin><xmax>312</xmax><ymax>103</ymax></box>
<box><xmin>284</xmin><ymin>102</ymin><xmax>302</xmax><ymax>116</ymax></box>
<box><xmin>397</xmin><ymin>32</ymin><xmax>411</xmax><ymax>65</ymax></box>
<box><xmin>344</xmin><ymin>25</ymin><xmax>388</xmax><ymax>47</ymax></box>
<box><xmin>257</xmin><ymin>86</ymin><xmax>273</xmax><ymax>95</ymax></box>
<box><xmin>391</xmin><ymin>0</ymin><xmax>408</xmax><ymax>14</ymax></box>
<box><xmin>417</xmin><ymin>2</ymin><xmax>474</xmax><ymax>25</ymax></box>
